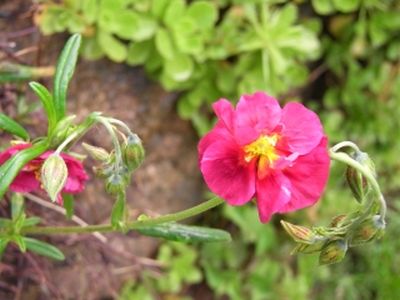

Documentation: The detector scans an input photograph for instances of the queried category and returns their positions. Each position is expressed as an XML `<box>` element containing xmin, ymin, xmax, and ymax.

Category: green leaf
<box><xmin>332</xmin><ymin>0</ymin><xmax>360</xmax><ymax>13</ymax></box>
<box><xmin>13</xmin><ymin>235</ymin><xmax>26</xmax><ymax>252</ymax></box>
<box><xmin>164</xmin><ymin>54</ymin><xmax>194</xmax><ymax>82</ymax></box>
<box><xmin>111</xmin><ymin>193</ymin><xmax>126</xmax><ymax>229</ymax></box>
<box><xmin>312</xmin><ymin>0</ymin><xmax>335</xmax><ymax>15</ymax></box>
<box><xmin>24</xmin><ymin>237</ymin><xmax>65</xmax><ymax>261</ymax></box>
<box><xmin>22</xmin><ymin>217</ymin><xmax>41</xmax><ymax>227</ymax></box>
<box><xmin>137</xmin><ymin>223</ymin><xmax>232</xmax><ymax>243</ymax></box>
<box><xmin>98</xmin><ymin>31</ymin><xmax>127</xmax><ymax>62</ymax></box>
<box><xmin>163</xmin><ymin>0</ymin><xmax>186</xmax><ymax>28</ymax></box>
<box><xmin>0</xmin><ymin>238</ymin><xmax>9</xmax><ymax>259</ymax></box>
<box><xmin>63</xmin><ymin>194</ymin><xmax>74</xmax><ymax>219</ymax></box>
<box><xmin>80</xmin><ymin>36</ymin><xmax>104</xmax><ymax>60</ymax></box>
<box><xmin>155</xmin><ymin>28</ymin><xmax>176</xmax><ymax>59</ymax></box>
<box><xmin>187</xmin><ymin>1</ymin><xmax>218</xmax><ymax>29</ymax></box>
<box><xmin>29</xmin><ymin>81</ymin><xmax>57</xmax><ymax>133</ymax></box>
<box><xmin>151</xmin><ymin>0</ymin><xmax>170</xmax><ymax>19</ymax></box>
<box><xmin>0</xmin><ymin>113</ymin><xmax>29</xmax><ymax>140</ymax></box>
<box><xmin>0</xmin><ymin>140</ymin><xmax>49</xmax><ymax>201</ymax></box>
<box><xmin>11</xmin><ymin>193</ymin><xmax>24</xmax><ymax>221</ymax></box>
<box><xmin>126</xmin><ymin>40</ymin><xmax>153</xmax><ymax>65</ymax></box>
<box><xmin>81</xmin><ymin>0</ymin><xmax>98</xmax><ymax>23</ymax></box>
<box><xmin>53</xmin><ymin>33</ymin><xmax>82</xmax><ymax>120</ymax></box>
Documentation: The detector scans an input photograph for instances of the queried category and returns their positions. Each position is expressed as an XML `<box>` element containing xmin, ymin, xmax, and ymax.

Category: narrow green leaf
<box><xmin>24</xmin><ymin>237</ymin><xmax>65</xmax><ymax>261</ymax></box>
<box><xmin>29</xmin><ymin>81</ymin><xmax>57</xmax><ymax>134</ymax></box>
<box><xmin>22</xmin><ymin>217</ymin><xmax>41</xmax><ymax>227</ymax></box>
<box><xmin>63</xmin><ymin>194</ymin><xmax>74</xmax><ymax>219</ymax></box>
<box><xmin>53</xmin><ymin>33</ymin><xmax>82</xmax><ymax>120</ymax></box>
<box><xmin>13</xmin><ymin>235</ymin><xmax>26</xmax><ymax>252</ymax></box>
<box><xmin>0</xmin><ymin>238</ymin><xmax>9</xmax><ymax>259</ymax></box>
<box><xmin>137</xmin><ymin>223</ymin><xmax>232</xmax><ymax>243</ymax></box>
<box><xmin>0</xmin><ymin>113</ymin><xmax>29</xmax><ymax>140</ymax></box>
<box><xmin>11</xmin><ymin>193</ymin><xmax>24</xmax><ymax>221</ymax></box>
<box><xmin>0</xmin><ymin>140</ymin><xmax>48</xmax><ymax>201</ymax></box>
<box><xmin>111</xmin><ymin>192</ymin><xmax>126</xmax><ymax>229</ymax></box>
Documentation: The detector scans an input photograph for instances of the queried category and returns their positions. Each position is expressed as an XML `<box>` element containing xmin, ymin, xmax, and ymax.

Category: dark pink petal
<box><xmin>279</xmin><ymin>138</ymin><xmax>330</xmax><ymax>213</ymax></box>
<box><xmin>280</xmin><ymin>102</ymin><xmax>323</xmax><ymax>155</ymax></box>
<box><xmin>200</xmin><ymin>138</ymin><xmax>256</xmax><ymax>206</ymax></box>
<box><xmin>0</xmin><ymin>143</ymin><xmax>31</xmax><ymax>164</ymax></box>
<box><xmin>9</xmin><ymin>172</ymin><xmax>40</xmax><ymax>193</ymax></box>
<box><xmin>256</xmin><ymin>172</ymin><xmax>292</xmax><ymax>223</ymax></box>
<box><xmin>235</xmin><ymin>92</ymin><xmax>281</xmax><ymax>145</ymax></box>
<box><xmin>212</xmin><ymin>99</ymin><xmax>235</xmax><ymax>132</ymax></box>
<box><xmin>198</xmin><ymin>124</ymin><xmax>233</xmax><ymax>162</ymax></box>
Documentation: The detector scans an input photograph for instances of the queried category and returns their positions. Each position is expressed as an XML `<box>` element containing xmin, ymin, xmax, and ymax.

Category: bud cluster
<box><xmin>83</xmin><ymin>130</ymin><xmax>145</xmax><ymax>197</ymax></box>
<box><xmin>282</xmin><ymin>213</ymin><xmax>386</xmax><ymax>265</ymax></box>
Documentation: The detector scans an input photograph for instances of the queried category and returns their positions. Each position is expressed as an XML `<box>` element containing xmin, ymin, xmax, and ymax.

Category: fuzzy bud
<box><xmin>82</xmin><ymin>143</ymin><xmax>110</xmax><ymax>162</ymax></box>
<box><xmin>281</xmin><ymin>220</ymin><xmax>314</xmax><ymax>244</ymax></box>
<box><xmin>41</xmin><ymin>154</ymin><xmax>68</xmax><ymax>202</ymax></box>
<box><xmin>346</xmin><ymin>151</ymin><xmax>375</xmax><ymax>203</ymax></box>
<box><xmin>319</xmin><ymin>240</ymin><xmax>348</xmax><ymax>265</ymax></box>
<box><xmin>123</xmin><ymin>133</ymin><xmax>145</xmax><ymax>172</ymax></box>
<box><xmin>105</xmin><ymin>174</ymin><xmax>126</xmax><ymax>196</ymax></box>
<box><xmin>350</xmin><ymin>215</ymin><xmax>385</xmax><ymax>246</ymax></box>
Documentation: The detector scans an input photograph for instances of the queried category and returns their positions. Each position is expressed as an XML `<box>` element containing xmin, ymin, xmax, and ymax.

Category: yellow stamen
<box><xmin>243</xmin><ymin>134</ymin><xmax>280</xmax><ymax>176</ymax></box>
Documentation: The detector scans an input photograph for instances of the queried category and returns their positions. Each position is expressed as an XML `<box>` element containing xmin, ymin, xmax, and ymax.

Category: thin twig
<box><xmin>24</xmin><ymin>193</ymin><xmax>108</xmax><ymax>243</ymax></box>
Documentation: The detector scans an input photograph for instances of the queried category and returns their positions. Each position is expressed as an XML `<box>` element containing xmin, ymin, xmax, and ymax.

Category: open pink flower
<box><xmin>199</xmin><ymin>92</ymin><xmax>330</xmax><ymax>222</ymax></box>
<box><xmin>0</xmin><ymin>143</ymin><xmax>88</xmax><ymax>202</ymax></box>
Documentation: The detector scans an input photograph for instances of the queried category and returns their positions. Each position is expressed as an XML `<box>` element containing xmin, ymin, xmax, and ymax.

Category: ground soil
<box><xmin>0</xmin><ymin>1</ymin><xmax>204</xmax><ymax>299</ymax></box>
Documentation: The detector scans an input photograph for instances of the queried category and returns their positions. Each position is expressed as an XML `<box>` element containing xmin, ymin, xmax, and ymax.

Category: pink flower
<box><xmin>198</xmin><ymin>92</ymin><xmax>330</xmax><ymax>222</ymax></box>
<box><xmin>0</xmin><ymin>143</ymin><xmax>88</xmax><ymax>202</ymax></box>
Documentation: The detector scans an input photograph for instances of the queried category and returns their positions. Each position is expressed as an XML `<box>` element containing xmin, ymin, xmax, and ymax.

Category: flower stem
<box><xmin>329</xmin><ymin>149</ymin><xmax>387</xmax><ymax>221</ymax></box>
<box><xmin>20</xmin><ymin>197</ymin><xmax>224</xmax><ymax>235</ymax></box>
<box><xmin>330</xmin><ymin>141</ymin><xmax>360</xmax><ymax>153</ymax></box>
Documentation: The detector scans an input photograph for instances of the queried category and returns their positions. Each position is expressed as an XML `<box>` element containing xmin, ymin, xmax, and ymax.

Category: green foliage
<box><xmin>119</xmin><ymin>242</ymin><xmax>202</xmax><ymax>300</ymax></box>
<box><xmin>36</xmin><ymin>0</ymin><xmax>319</xmax><ymax>134</ymax></box>
<box><xmin>0</xmin><ymin>113</ymin><xmax>30</xmax><ymax>140</ymax></box>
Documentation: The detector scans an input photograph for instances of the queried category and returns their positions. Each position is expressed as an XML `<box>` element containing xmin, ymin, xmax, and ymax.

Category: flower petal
<box><xmin>280</xmin><ymin>138</ymin><xmax>330</xmax><ymax>213</ymax></box>
<box><xmin>200</xmin><ymin>138</ymin><xmax>256</xmax><ymax>206</ymax></box>
<box><xmin>235</xmin><ymin>92</ymin><xmax>281</xmax><ymax>145</ymax></box>
<box><xmin>198</xmin><ymin>124</ymin><xmax>233</xmax><ymax>162</ymax></box>
<box><xmin>9</xmin><ymin>172</ymin><xmax>40</xmax><ymax>193</ymax></box>
<box><xmin>212</xmin><ymin>99</ymin><xmax>235</xmax><ymax>132</ymax></box>
<box><xmin>281</xmin><ymin>102</ymin><xmax>323</xmax><ymax>155</ymax></box>
<box><xmin>256</xmin><ymin>172</ymin><xmax>292</xmax><ymax>223</ymax></box>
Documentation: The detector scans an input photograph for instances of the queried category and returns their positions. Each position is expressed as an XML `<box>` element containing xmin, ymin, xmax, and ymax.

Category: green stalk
<box><xmin>19</xmin><ymin>197</ymin><xmax>224</xmax><ymax>235</ymax></box>
<box><xmin>329</xmin><ymin>149</ymin><xmax>386</xmax><ymax>221</ymax></box>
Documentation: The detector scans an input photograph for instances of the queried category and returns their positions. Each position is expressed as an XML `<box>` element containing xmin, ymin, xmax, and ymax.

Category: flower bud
<box><xmin>319</xmin><ymin>239</ymin><xmax>348</xmax><ymax>265</ymax></box>
<box><xmin>82</xmin><ymin>143</ymin><xmax>110</xmax><ymax>162</ymax></box>
<box><xmin>105</xmin><ymin>174</ymin><xmax>126</xmax><ymax>196</ymax></box>
<box><xmin>41</xmin><ymin>154</ymin><xmax>68</xmax><ymax>202</ymax></box>
<box><xmin>350</xmin><ymin>215</ymin><xmax>385</xmax><ymax>246</ymax></box>
<box><xmin>346</xmin><ymin>151</ymin><xmax>376</xmax><ymax>203</ymax></box>
<box><xmin>292</xmin><ymin>238</ymin><xmax>327</xmax><ymax>254</ymax></box>
<box><xmin>122</xmin><ymin>133</ymin><xmax>145</xmax><ymax>172</ymax></box>
<box><xmin>50</xmin><ymin>115</ymin><xmax>76</xmax><ymax>147</ymax></box>
<box><xmin>281</xmin><ymin>220</ymin><xmax>314</xmax><ymax>244</ymax></box>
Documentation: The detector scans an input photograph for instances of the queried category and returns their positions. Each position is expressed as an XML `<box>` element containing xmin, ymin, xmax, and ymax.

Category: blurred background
<box><xmin>1</xmin><ymin>0</ymin><xmax>399</xmax><ymax>299</ymax></box>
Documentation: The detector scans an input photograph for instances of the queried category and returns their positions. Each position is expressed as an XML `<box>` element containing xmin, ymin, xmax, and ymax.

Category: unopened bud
<box><xmin>291</xmin><ymin>236</ymin><xmax>327</xmax><ymax>254</ymax></box>
<box><xmin>123</xmin><ymin>133</ymin><xmax>145</xmax><ymax>171</ymax></box>
<box><xmin>51</xmin><ymin>115</ymin><xmax>76</xmax><ymax>147</ymax></box>
<box><xmin>319</xmin><ymin>239</ymin><xmax>348</xmax><ymax>265</ymax></box>
<box><xmin>350</xmin><ymin>215</ymin><xmax>385</xmax><ymax>246</ymax></box>
<box><xmin>82</xmin><ymin>143</ymin><xmax>110</xmax><ymax>161</ymax></box>
<box><xmin>105</xmin><ymin>174</ymin><xmax>126</xmax><ymax>196</ymax></box>
<box><xmin>281</xmin><ymin>220</ymin><xmax>314</xmax><ymax>244</ymax></box>
<box><xmin>346</xmin><ymin>151</ymin><xmax>375</xmax><ymax>203</ymax></box>
<box><xmin>330</xmin><ymin>214</ymin><xmax>348</xmax><ymax>227</ymax></box>
<box><xmin>41</xmin><ymin>154</ymin><xmax>68</xmax><ymax>202</ymax></box>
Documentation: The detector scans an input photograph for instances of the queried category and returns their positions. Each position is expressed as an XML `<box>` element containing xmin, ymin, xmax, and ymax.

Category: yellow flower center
<box><xmin>243</xmin><ymin>134</ymin><xmax>280</xmax><ymax>178</ymax></box>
